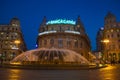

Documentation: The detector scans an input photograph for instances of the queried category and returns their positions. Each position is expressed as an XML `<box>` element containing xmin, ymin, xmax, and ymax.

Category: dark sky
<box><xmin>0</xmin><ymin>0</ymin><xmax>120</xmax><ymax>50</ymax></box>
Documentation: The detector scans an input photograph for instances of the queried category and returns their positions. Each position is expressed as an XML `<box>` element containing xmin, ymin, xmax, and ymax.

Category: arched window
<box><xmin>107</xmin><ymin>35</ymin><xmax>110</xmax><ymax>38</ymax></box>
<box><xmin>67</xmin><ymin>39</ymin><xmax>71</xmax><ymax>47</ymax></box>
<box><xmin>80</xmin><ymin>42</ymin><xmax>83</xmax><ymax>48</ymax></box>
<box><xmin>12</xmin><ymin>52</ymin><xmax>16</xmax><ymax>58</ymax></box>
<box><xmin>67</xmin><ymin>26</ymin><xmax>70</xmax><ymax>30</ymax></box>
<box><xmin>39</xmin><ymin>40</ymin><xmax>42</xmax><ymax>47</ymax></box>
<box><xmin>50</xmin><ymin>39</ymin><xmax>54</xmax><ymax>45</ymax></box>
<box><xmin>58</xmin><ymin>39</ymin><xmax>63</xmax><ymax>48</ymax></box>
<box><xmin>44</xmin><ymin>39</ymin><xmax>47</xmax><ymax>45</ymax></box>
<box><xmin>117</xmin><ymin>34</ymin><xmax>120</xmax><ymax>38</ymax></box>
<box><xmin>51</xmin><ymin>27</ymin><xmax>54</xmax><ymax>30</ymax></box>
<box><xmin>74</xmin><ymin>39</ymin><xmax>78</xmax><ymax>48</ymax></box>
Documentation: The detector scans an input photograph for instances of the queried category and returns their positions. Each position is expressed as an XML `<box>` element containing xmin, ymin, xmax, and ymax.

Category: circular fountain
<box><xmin>11</xmin><ymin>48</ymin><xmax>89</xmax><ymax>65</ymax></box>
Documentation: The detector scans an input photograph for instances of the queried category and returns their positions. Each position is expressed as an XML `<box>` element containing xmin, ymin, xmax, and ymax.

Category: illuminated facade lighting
<box><xmin>38</xmin><ymin>31</ymin><xmax>57</xmax><ymax>36</ymax></box>
<box><xmin>11</xmin><ymin>45</ymin><xmax>19</xmax><ymax>50</ymax></box>
<box><xmin>101</xmin><ymin>39</ymin><xmax>109</xmax><ymax>43</ymax></box>
<box><xmin>65</xmin><ymin>30</ymin><xmax>80</xmax><ymax>34</ymax></box>
<box><xmin>38</xmin><ymin>30</ymin><xmax>80</xmax><ymax>36</ymax></box>
<box><xmin>46</xmin><ymin>19</ymin><xmax>75</xmax><ymax>25</ymax></box>
<box><xmin>14</xmin><ymin>40</ymin><xmax>21</xmax><ymax>44</ymax></box>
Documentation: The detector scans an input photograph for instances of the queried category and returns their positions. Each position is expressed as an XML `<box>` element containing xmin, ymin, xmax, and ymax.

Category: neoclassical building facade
<box><xmin>0</xmin><ymin>18</ymin><xmax>27</xmax><ymax>62</ymax></box>
<box><xmin>96</xmin><ymin>12</ymin><xmax>120</xmax><ymax>63</ymax></box>
<box><xmin>37</xmin><ymin>16</ymin><xmax>91</xmax><ymax>60</ymax></box>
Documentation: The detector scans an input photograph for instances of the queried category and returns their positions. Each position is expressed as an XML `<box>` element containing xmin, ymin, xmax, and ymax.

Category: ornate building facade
<box><xmin>37</xmin><ymin>16</ymin><xmax>91</xmax><ymax>60</ymax></box>
<box><xmin>0</xmin><ymin>18</ymin><xmax>27</xmax><ymax>62</ymax></box>
<box><xmin>96</xmin><ymin>12</ymin><xmax>120</xmax><ymax>63</ymax></box>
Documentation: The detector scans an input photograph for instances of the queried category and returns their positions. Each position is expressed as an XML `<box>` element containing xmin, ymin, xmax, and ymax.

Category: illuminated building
<box><xmin>96</xmin><ymin>12</ymin><xmax>120</xmax><ymax>63</ymax></box>
<box><xmin>0</xmin><ymin>18</ymin><xmax>27</xmax><ymax>62</ymax></box>
<box><xmin>37</xmin><ymin>16</ymin><xmax>91</xmax><ymax>60</ymax></box>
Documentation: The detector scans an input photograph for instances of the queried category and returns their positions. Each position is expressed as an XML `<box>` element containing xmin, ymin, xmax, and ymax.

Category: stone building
<box><xmin>0</xmin><ymin>18</ymin><xmax>27</xmax><ymax>62</ymax></box>
<box><xmin>96</xmin><ymin>12</ymin><xmax>120</xmax><ymax>63</ymax></box>
<box><xmin>37</xmin><ymin>16</ymin><xmax>91</xmax><ymax>60</ymax></box>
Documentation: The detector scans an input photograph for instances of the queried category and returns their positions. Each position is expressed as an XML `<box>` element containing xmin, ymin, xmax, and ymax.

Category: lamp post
<box><xmin>101</xmin><ymin>39</ymin><xmax>109</xmax><ymax>63</ymax></box>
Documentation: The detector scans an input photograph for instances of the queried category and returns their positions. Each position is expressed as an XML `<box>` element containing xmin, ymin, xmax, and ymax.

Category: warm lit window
<box><xmin>1</xmin><ymin>32</ymin><xmax>4</xmax><ymax>34</ymax></box>
<box><xmin>111</xmin><ymin>29</ymin><xmax>113</xmax><ymax>32</ymax></box>
<box><xmin>117</xmin><ymin>29</ymin><xmax>119</xmax><ymax>32</ymax></box>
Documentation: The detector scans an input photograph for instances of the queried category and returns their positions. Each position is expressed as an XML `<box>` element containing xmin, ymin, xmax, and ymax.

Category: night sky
<box><xmin>0</xmin><ymin>0</ymin><xmax>120</xmax><ymax>50</ymax></box>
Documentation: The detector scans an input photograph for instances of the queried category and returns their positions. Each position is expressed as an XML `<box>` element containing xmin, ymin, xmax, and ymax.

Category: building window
<box><xmin>117</xmin><ymin>34</ymin><xmax>120</xmax><ymax>38</ymax></box>
<box><xmin>16</xmin><ymin>28</ymin><xmax>18</xmax><ymax>31</ymax></box>
<box><xmin>111</xmin><ymin>34</ymin><xmax>113</xmax><ymax>38</ymax></box>
<box><xmin>107</xmin><ymin>35</ymin><xmax>110</xmax><ymax>38</ymax></box>
<box><xmin>117</xmin><ymin>29</ymin><xmax>119</xmax><ymax>32</ymax></box>
<box><xmin>67</xmin><ymin>27</ymin><xmax>70</xmax><ymax>30</ymax></box>
<box><xmin>74</xmin><ymin>39</ymin><xmax>78</xmax><ymax>48</ymax></box>
<box><xmin>112</xmin><ymin>45</ymin><xmax>115</xmax><ymax>49</ymax></box>
<box><xmin>58</xmin><ymin>39</ymin><xmax>63</xmax><ymax>48</ymax></box>
<box><xmin>111</xmin><ymin>29</ymin><xmax>113</xmax><ymax>32</ymax></box>
<box><xmin>67</xmin><ymin>39</ymin><xmax>71</xmax><ymax>47</ymax></box>
<box><xmin>12</xmin><ymin>52</ymin><xmax>16</xmax><ymax>58</ymax></box>
<box><xmin>80</xmin><ymin>42</ymin><xmax>83</xmax><ymax>48</ymax></box>
<box><xmin>39</xmin><ymin>40</ymin><xmax>42</xmax><ymax>46</ymax></box>
<box><xmin>11</xmin><ymin>36</ymin><xmax>13</xmax><ymax>39</ymax></box>
<box><xmin>51</xmin><ymin>27</ymin><xmax>54</xmax><ymax>30</ymax></box>
<box><xmin>44</xmin><ymin>40</ymin><xmax>47</xmax><ymax>45</ymax></box>
<box><xmin>50</xmin><ymin>39</ymin><xmax>54</xmax><ymax>45</ymax></box>
<box><xmin>2</xmin><ymin>51</ymin><xmax>6</xmax><ymax>57</ymax></box>
<box><xmin>12</xmin><ymin>28</ymin><xmax>14</xmax><ymax>31</ymax></box>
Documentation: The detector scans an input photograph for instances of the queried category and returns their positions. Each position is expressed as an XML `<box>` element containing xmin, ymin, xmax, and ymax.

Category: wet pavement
<box><xmin>0</xmin><ymin>64</ymin><xmax>120</xmax><ymax>80</ymax></box>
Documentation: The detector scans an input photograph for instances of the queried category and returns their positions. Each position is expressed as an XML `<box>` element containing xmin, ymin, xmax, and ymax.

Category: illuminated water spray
<box><xmin>11</xmin><ymin>48</ymin><xmax>89</xmax><ymax>64</ymax></box>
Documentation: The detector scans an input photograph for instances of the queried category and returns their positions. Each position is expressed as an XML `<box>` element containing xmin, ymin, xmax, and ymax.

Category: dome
<box><xmin>11</xmin><ymin>48</ymin><xmax>89</xmax><ymax>64</ymax></box>
<box><xmin>10</xmin><ymin>17</ymin><xmax>20</xmax><ymax>25</ymax></box>
<box><xmin>105</xmin><ymin>12</ymin><xmax>116</xmax><ymax>19</ymax></box>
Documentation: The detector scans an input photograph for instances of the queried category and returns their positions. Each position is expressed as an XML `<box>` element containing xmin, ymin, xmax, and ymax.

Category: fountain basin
<box><xmin>11</xmin><ymin>48</ymin><xmax>89</xmax><ymax>65</ymax></box>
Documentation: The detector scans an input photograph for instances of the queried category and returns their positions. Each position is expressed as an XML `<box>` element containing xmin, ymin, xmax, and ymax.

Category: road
<box><xmin>0</xmin><ymin>64</ymin><xmax>120</xmax><ymax>80</ymax></box>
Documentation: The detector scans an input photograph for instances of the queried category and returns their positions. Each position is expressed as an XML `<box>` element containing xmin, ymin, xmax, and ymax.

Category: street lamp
<box><xmin>101</xmin><ymin>39</ymin><xmax>109</xmax><ymax>43</ymax></box>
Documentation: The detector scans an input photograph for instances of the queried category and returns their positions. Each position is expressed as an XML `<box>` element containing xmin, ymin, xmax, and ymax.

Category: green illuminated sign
<box><xmin>46</xmin><ymin>19</ymin><xmax>75</xmax><ymax>25</ymax></box>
